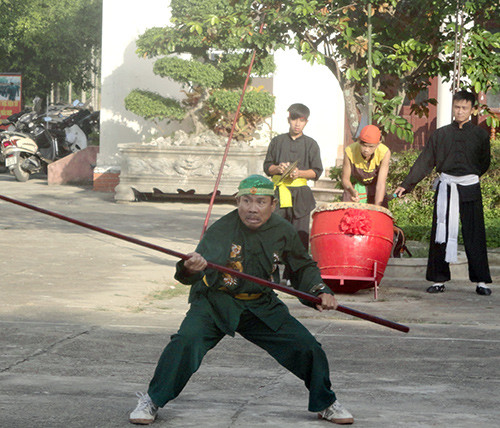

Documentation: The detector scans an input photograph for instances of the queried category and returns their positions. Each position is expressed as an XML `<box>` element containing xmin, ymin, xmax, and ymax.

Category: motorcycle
<box><xmin>48</xmin><ymin>106</ymin><xmax>100</xmax><ymax>153</ymax></box>
<box><xmin>0</xmin><ymin>118</ymin><xmax>59</xmax><ymax>181</ymax></box>
<box><xmin>0</xmin><ymin>108</ymin><xmax>33</xmax><ymax>173</ymax></box>
<box><xmin>0</xmin><ymin>100</ymin><xmax>99</xmax><ymax>181</ymax></box>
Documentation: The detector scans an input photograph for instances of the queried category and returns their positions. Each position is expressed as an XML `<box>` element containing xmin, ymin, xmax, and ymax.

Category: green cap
<box><xmin>236</xmin><ymin>174</ymin><xmax>275</xmax><ymax>197</ymax></box>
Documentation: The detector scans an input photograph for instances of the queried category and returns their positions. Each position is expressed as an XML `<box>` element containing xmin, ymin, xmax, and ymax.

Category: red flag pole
<box><xmin>0</xmin><ymin>194</ymin><xmax>409</xmax><ymax>333</ymax></box>
<box><xmin>200</xmin><ymin>17</ymin><xmax>267</xmax><ymax>239</ymax></box>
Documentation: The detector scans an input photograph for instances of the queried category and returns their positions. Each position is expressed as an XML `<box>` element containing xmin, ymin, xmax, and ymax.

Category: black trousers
<box><xmin>274</xmin><ymin>207</ymin><xmax>310</xmax><ymax>250</ymax></box>
<box><xmin>426</xmin><ymin>190</ymin><xmax>491</xmax><ymax>284</ymax></box>
<box><xmin>274</xmin><ymin>208</ymin><xmax>310</xmax><ymax>280</ymax></box>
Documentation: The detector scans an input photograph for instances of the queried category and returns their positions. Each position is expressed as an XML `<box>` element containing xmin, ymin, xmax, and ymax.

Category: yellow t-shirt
<box><xmin>345</xmin><ymin>142</ymin><xmax>389</xmax><ymax>185</ymax></box>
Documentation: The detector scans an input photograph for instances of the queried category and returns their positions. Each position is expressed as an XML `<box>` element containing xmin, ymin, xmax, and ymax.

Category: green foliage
<box><xmin>162</xmin><ymin>0</ymin><xmax>500</xmax><ymax>144</ymax></box>
<box><xmin>153</xmin><ymin>57</ymin><xmax>224</xmax><ymax>89</ymax></box>
<box><xmin>216</xmin><ymin>54</ymin><xmax>276</xmax><ymax>88</ymax></box>
<box><xmin>328</xmin><ymin>165</ymin><xmax>344</xmax><ymax>190</ymax></box>
<box><xmin>124</xmin><ymin>90</ymin><xmax>186</xmax><ymax>122</ymax></box>
<box><xmin>170</xmin><ymin>0</ymin><xmax>233</xmax><ymax>20</ymax></box>
<box><xmin>208</xmin><ymin>88</ymin><xmax>275</xmax><ymax>117</ymax></box>
<box><xmin>443</xmin><ymin>1</ymin><xmax>500</xmax><ymax>98</ymax></box>
<box><xmin>481</xmin><ymin>139</ymin><xmax>500</xmax><ymax>245</ymax></box>
<box><xmin>205</xmin><ymin>87</ymin><xmax>275</xmax><ymax>140</ymax></box>
<box><xmin>386</xmin><ymin>139</ymin><xmax>500</xmax><ymax>247</ymax></box>
<box><xmin>0</xmin><ymin>0</ymin><xmax>102</xmax><ymax>99</ymax></box>
<box><xmin>385</xmin><ymin>150</ymin><xmax>436</xmax><ymax>242</ymax></box>
<box><xmin>372</xmin><ymin>90</ymin><xmax>414</xmax><ymax>143</ymax></box>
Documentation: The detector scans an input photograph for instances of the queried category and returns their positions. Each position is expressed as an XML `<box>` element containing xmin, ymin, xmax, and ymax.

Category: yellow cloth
<box><xmin>216</xmin><ymin>283</ymin><xmax>263</xmax><ymax>300</ymax></box>
<box><xmin>233</xmin><ymin>292</ymin><xmax>263</xmax><ymax>300</ymax></box>
<box><xmin>205</xmin><ymin>276</ymin><xmax>262</xmax><ymax>300</ymax></box>
<box><xmin>272</xmin><ymin>175</ymin><xmax>308</xmax><ymax>208</ymax></box>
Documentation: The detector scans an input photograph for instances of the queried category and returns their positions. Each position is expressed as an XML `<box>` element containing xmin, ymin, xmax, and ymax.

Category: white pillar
<box><xmin>98</xmin><ymin>0</ymin><xmax>178</xmax><ymax>171</ymax></box>
<box><xmin>437</xmin><ymin>76</ymin><xmax>453</xmax><ymax>128</ymax></box>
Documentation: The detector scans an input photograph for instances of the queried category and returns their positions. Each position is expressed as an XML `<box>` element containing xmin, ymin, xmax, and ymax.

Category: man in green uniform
<box><xmin>129</xmin><ymin>175</ymin><xmax>353</xmax><ymax>425</ymax></box>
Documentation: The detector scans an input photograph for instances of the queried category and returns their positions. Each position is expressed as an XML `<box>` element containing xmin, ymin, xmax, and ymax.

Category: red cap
<box><xmin>359</xmin><ymin>125</ymin><xmax>381</xmax><ymax>144</ymax></box>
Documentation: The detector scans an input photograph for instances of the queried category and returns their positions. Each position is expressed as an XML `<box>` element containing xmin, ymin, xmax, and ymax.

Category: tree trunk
<box><xmin>343</xmin><ymin>81</ymin><xmax>361</xmax><ymax>138</ymax></box>
<box><xmin>323</xmin><ymin>56</ymin><xmax>360</xmax><ymax>140</ymax></box>
<box><xmin>188</xmin><ymin>88</ymin><xmax>209</xmax><ymax>135</ymax></box>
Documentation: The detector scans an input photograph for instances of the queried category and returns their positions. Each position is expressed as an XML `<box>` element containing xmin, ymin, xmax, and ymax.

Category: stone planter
<box><xmin>114</xmin><ymin>131</ymin><xmax>268</xmax><ymax>202</ymax></box>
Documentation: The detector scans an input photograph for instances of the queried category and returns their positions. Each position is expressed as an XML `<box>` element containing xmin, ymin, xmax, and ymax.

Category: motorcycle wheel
<box><xmin>12</xmin><ymin>153</ymin><xmax>30</xmax><ymax>182</ymax></box>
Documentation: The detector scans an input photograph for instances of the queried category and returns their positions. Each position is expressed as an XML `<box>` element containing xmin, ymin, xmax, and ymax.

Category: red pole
<box><xmin>200</xmin><ymin>18</ymin><xmax>267</xmax><ymax>239</ymax></box>
<box><xmin>0</xmin><ymin>194</ymin><xmax>409</xmax><ymax>333</ymax></box>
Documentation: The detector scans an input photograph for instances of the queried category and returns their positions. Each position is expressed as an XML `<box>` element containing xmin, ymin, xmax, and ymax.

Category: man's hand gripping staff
<box><xmin>184</xmin><ymin>252</ymin><xmax>339</xmax><ymax>313</ymax></box>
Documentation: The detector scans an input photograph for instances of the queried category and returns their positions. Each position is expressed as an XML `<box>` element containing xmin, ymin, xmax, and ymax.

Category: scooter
<box><xmin>0</xmin><ymin>111</ymin><xmax>31</xmax><ymax>173</ymax></box>
<box><xmin>48</xmin><ymin>107</ymin><xmax>99</xmax><ymax>153</ymax></box>
<box><xmin>0</xmin><ymin>98</ymin><xmax>100</xmax><ymax>181</ymax></box>
<box><xmin>0</xmin><ymin>118</ymin><xmax>59</xmax><ymax>181</ymax></box>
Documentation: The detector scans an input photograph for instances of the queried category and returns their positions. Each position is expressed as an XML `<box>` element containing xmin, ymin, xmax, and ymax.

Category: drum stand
<box><xmin>322</xmin><ymin>261</ymin><xmax>379</xmax><ymax>299</ymax></box>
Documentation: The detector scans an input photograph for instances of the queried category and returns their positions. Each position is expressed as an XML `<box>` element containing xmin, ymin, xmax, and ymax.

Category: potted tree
<box><xmin>115</xmin><ymin>0</ymin><xmax>275</xmax><ymax>201</ymax></box>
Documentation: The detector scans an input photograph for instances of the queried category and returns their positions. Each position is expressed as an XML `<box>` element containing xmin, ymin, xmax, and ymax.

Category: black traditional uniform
<box><xmin>400</xmin><ymin>120</ymin><xmax>491</xmax><ymax>284</ymax></box>
<box><xmin>263</xmin><ymin>133</ymin><xmax>323</xmax><ymax>250</ymax></box>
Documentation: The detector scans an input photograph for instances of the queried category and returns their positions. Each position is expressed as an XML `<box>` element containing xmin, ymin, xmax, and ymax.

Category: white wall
<box><xmin>97</xmin><ymin>0</ymin><xmax>183</xmax><ymax>171</ymax></box>
<box><xmin>272</xmin><ymin>49</ymin><xmax>345</xmax><ymax>174</ymax></box>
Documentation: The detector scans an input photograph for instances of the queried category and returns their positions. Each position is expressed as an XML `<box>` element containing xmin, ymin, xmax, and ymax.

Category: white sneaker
<box><xmin>318</xmin><ymin>400</ymin><xmax>354</xmax><ymax>424</ymax></box>
<box><xmin>129</xmin><ymin>392</ymin><xmax>158</xmax><ymax>425</ymax></box>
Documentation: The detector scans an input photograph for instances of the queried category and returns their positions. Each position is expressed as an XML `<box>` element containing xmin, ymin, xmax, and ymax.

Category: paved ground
<box><xmin>0</xmin><ymin>174</ymin><xmax>499</xmax><ymax>428</ymax></box>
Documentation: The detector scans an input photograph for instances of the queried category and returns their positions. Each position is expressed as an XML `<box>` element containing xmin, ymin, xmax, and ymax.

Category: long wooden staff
<box><xmin>200</xmin><ymin>15</ymin><xmax>267</xmax><ymax>238</ymax></box>
<box><xmin>0</xmin><ymin>194</ymin><xmax>409</xmax><ymax>333</ymax></box>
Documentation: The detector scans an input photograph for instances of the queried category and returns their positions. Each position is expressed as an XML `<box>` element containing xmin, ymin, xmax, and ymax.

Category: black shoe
<box><xmin>426</xmin><ymin>284</ymin><xmax>446</xmax><ymax>293</ymax></box>
<box><xmin>476</xmin><ymin>286</ymin><xmax>492</xmax><ymax>296</ymax></box>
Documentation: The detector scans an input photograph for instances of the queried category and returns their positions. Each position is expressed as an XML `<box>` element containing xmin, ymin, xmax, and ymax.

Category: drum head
<box><xmin>313</xmin><ymin>202</ymin><xmax>393</xmax><ymax>218</ymax></box>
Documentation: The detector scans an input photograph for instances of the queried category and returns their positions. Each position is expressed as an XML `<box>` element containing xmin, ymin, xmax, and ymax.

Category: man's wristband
<box><xmin>309</xmin><ymin>283</ymin><xmax>332</xmax><ymax>296</ymax></box>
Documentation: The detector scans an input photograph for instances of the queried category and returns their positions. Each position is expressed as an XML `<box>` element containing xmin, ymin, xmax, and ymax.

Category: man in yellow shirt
<box><xmin>341</xmin><ymin>124</ymin><xmax>391</xmax><ymax>207</ymax></box>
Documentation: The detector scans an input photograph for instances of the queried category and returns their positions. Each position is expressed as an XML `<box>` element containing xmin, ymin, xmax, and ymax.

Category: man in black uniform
<box><xmin>263</xmin><ymin>103</ymin><xmax>323</xmax><ymax>251</ymax></box>
<box><xmin>395</xmin><ymin>90</ymin><xmax>492</xmax><ymax>295</ymax></box>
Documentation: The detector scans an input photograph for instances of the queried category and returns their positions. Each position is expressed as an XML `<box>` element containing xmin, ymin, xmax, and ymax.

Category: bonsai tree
<box><xmin>125</xmin><ymin>0</ymin><xmax>275</xmax><ymax>140</ymax></box>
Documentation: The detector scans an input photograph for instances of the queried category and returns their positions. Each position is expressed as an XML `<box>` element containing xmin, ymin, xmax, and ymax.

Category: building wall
<box><xmin>97</xmin><ymin>0</ymin><xmax>182</xmax><ymax>174</ymax></box>
<box><xmin>97</xmin><ymin>0</ymin><xmax>345</xmax><ymax>186</ymax></box>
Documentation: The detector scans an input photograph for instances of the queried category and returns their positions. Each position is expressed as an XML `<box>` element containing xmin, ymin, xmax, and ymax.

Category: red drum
<box><xmin>310</xmin><ymin>202</ymin><xmax>394</xmax><ymax>294</ymax></box>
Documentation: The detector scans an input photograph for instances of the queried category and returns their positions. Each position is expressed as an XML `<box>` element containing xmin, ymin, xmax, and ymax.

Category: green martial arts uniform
<box><xmin>147</xmin><ymin>210</ymin><xmax>337</xmax><ymax>412</ymax></box>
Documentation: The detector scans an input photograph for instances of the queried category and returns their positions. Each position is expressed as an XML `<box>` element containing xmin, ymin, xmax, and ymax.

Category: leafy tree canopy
<box><xmin>136</xmin><ymin>0</ymin><xmax>500</xmax><ymax>143</ymax></box>
<box><xmin>153</xmin><ymin>57</ymin><xmax>224</xmax><ymax>88</ymax></box>
<box><xmin>0</xmin><ymin>0</ymin><xmax>102</xmax><ymax>101</ymax></box>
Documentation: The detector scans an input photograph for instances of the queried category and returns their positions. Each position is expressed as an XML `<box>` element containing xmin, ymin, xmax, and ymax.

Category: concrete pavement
<box><xmin>0</xmin><ymin>174</ymin><xmax>499</xmax><ymax>428</ymax></box>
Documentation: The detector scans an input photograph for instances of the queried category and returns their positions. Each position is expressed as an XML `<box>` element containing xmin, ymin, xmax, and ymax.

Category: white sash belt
<box><xmin>434</xmin><ymin>173</ymin><xmax>479</xmax><ymax>263</ymax></box>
